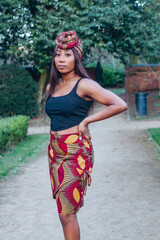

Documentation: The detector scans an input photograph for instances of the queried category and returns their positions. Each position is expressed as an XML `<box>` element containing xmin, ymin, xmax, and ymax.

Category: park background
<box><xmin>0</xmin><ymin>1</ymin><xmax>160</xmax><ymax>239</ymax></box>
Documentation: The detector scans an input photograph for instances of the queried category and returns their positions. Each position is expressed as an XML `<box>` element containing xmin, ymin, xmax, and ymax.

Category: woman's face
<box><xmin>54</xmin><ymin>48</ymin><xmax>75</xmax><ymax>74</ymax></box>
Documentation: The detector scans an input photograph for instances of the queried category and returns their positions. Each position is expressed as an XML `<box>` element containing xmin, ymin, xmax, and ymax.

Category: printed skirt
<box><xmin>48</xmin><ymin>131</ymin><xmax>94</xmax><ymax>214</ymax></box>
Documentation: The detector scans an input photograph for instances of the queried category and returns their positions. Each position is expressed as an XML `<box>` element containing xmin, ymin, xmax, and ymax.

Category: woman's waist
<box><xmin>50</xmin><ymin>126</ymin><xmax>91</xmax><ymax>146</ymax></box>
<box><xmin>50</xmin><ymin>125</ymin><xmax>79</xmax><ymax>136</ymax></box>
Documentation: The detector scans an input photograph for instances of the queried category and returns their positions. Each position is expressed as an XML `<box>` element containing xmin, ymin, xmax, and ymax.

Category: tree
<box><xmin>1</xmin><ymin>0</ymin><xmax>159</xmax><ymax>66</ymax></box>
<box><xmin>0</xmin><ymin>0</ymin><xmax>159</xmax><ymax>102</ymax></box>
<box><xmin>75</xmin><ymin>0</ymin><xmax>160</xmax><ymax>64</ymax></box>
<box><xmin>0</xmin><ymin>0</ymin><xmax>30</xmax><ymax>64</ymax></box>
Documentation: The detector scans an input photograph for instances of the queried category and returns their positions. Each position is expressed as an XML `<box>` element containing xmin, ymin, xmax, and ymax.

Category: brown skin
<box><xmin>59</xmin><ymin>214</ymin><xmax>80</xmax><ymax>240</ymax></box>
<box><xmin>46</xmin><ymin>48</ymin><xmax>127</xmax><ymax>240</ymax></box>
<box><xmin>47</xmin><ymin>48</ymin><xmax>127</xmax><ymax>142</ymax></box>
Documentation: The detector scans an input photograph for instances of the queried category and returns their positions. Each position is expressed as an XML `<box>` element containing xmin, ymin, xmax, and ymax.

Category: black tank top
<box><xmin>45</xmin><ymin>78</ymin><xmax>93</xmax><ymax>131</ymax></box>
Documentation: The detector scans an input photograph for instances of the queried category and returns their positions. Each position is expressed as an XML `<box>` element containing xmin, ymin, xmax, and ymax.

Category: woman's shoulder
<box><xmin>79</xmin><ymin>77</ymin><xmax>96</xmax><ymax>85</ymax></box>
<box><xmin>78</xmin><ymin>77</ymin><xmax>103</xmax><ymax>97</ymax></box>
<box><xmin>79</xmin><ymin>77</ymin><xmax>100</xmax><ymax>89</ymax></box>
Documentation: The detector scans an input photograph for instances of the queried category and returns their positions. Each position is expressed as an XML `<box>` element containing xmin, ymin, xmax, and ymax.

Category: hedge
<box><xmin>0</xmin><ymin>64</ymin><xmax>39</xmax><ymax>117</ymax></box>
<box><xmin>0</xmin><ymin>115</ymin><xmax>30</xmax><ymax>153</ymax></box>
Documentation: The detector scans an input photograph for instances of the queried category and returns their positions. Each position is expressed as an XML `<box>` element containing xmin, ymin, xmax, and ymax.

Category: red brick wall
<box><xmin>125</xmin><ymin>65</ymin><xmax>160</xmax><ymax>93</ymax></box>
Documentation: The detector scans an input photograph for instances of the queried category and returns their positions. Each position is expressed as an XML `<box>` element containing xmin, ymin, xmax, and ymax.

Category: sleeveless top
<box><xmin>45</xmin><ymin>78</ymin><xmax>93</xmax><ymax>131</ymax></box>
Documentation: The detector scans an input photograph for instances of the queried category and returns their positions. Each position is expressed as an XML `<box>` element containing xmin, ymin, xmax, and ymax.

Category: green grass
<box><xmin>108</xmin><ymin>88</ymin><xmax>126</xmax><ymax>95</ymax></box>
<box><xmin>148</xmin><ymin>128</ymin><xmax>160</xmax><ymax>146</ymax></box>
<box><xmin>155</xmin><ymin>103</ymin><xmax>160</xmax><ymax>107</ymax></box>
<box><xmin>0</xmin><ymin>133</ymin><xmax>49</xmax><ymax>179</ymax></box>
<box><xmin>134</xmin><ymin>115</ymin><xmax>160</xmax><ymax>121</ymax></box>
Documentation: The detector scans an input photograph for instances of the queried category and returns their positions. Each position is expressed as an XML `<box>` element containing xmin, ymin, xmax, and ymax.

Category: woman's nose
<box><xmin>59</xmin><ymin>54</ymin><xmax>65</xmax><ymax>62</ymax></box>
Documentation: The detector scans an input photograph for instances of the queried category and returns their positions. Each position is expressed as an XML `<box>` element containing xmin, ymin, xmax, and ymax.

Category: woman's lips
<box><xmin>58</xmin><ymin>65</ymin><xmax>67</xmax><ymax>69</ymax></box>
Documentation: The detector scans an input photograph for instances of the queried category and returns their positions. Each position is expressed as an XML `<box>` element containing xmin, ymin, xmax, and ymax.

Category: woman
<box><xmin>45</xmin><ymin>30</ymin><xmax>127</xmax><ymax>240</ymax></box>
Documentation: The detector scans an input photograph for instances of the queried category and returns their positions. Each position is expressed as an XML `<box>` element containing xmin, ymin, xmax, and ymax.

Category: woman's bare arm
<box><xmin>80</xmin><ymin>79</ymin><xmax>127</xmax><ymax>124</ymax></box>
<box><xmin>78</xmin><ymin>79</ymin><xmax>127</xmax><ymax>139</ymax></box>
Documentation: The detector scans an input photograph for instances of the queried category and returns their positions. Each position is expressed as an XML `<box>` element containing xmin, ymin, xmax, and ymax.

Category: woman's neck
<box><xmin>61</xmin><ymin>71</ymin><xmax>79</xmax><ymax>83</ymax></box>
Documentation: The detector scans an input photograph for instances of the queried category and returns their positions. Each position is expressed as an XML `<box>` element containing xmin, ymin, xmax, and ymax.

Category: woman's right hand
<box><xmin>78</xmin><ymin>120</ymin><xmax>91</xmax><ymax>144</ymax></box>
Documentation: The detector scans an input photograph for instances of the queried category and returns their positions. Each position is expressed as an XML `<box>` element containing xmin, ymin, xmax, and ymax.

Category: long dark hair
<box><xmin>47</xmin><ymin>48</ymin><xmax>90</xmax><ymax>99</ymax></box>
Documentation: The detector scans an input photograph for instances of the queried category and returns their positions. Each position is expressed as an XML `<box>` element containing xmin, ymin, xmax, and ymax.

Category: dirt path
<box><xmin>1</xmin><ymin>108</ymin><xmax>160</xmax><ymax>240</ymax></box>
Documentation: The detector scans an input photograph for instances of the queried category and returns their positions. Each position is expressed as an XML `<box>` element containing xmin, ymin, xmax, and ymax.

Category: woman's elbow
<box><xmin>119</xmin><ymin>102</ymin><xmax>128</xmax><ymax>112</ymax></box>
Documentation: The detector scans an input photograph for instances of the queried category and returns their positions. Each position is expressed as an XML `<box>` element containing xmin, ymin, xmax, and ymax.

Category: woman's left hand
<box><xmin>78</xmin><ymin>120</ymin><xmax>91</xmax><ymax>144</ymax></box>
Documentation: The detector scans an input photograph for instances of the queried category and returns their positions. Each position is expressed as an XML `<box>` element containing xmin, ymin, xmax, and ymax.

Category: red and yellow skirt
<box><xmin>48</xmin><ymin>131</ymin><xmax>94</xmax><ymax>214</ymax></box>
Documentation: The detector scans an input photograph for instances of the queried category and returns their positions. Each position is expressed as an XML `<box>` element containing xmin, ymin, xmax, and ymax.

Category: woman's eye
<box><xmin>66</xmin><ymin>54</ymin><xmax>71</xmax><ymax>57</ymax></box>
<box><xmin>55</xmin><ymin>53</ymin><xmax>60</xmax><ymax>56</ymax></box>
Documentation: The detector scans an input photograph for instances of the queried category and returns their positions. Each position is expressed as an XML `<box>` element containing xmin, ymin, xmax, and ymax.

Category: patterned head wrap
<box><xmin>54</xmin><ymin>30</ymin><xmax>83</xmax><ymax>59</ymax></box>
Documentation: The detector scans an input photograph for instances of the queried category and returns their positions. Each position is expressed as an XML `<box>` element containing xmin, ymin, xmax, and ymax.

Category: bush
<box><xmin>87</xmin><ymin>62</ymin><xmax>125</xmax><ymax>87</ymax></box>
<box><xmin>0</xmin><ymin>64</ymin><xmax>38</xmax><ymax>117</ymax></box>
<box><xmin>0</xmin><ymin>115</ymin><xmax>30</xmax><ymax>153</ymax></box>
<box><xmin>102</xmin><ymin>64</ymin><xmax>125</xmax><ymax>87</ymax></box>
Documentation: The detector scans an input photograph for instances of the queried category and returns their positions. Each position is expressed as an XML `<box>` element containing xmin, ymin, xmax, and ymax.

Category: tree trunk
<box><xmin>38</xmin><ymin>65</ymin><xmax>47</xmax><ymax>106</ymax></box>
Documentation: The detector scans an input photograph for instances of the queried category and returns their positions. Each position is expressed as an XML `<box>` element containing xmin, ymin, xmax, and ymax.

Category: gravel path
<box><xmin>1</xmin><ymin>108</ymin><xmax>160</xmax><ymax>240</ymax></box>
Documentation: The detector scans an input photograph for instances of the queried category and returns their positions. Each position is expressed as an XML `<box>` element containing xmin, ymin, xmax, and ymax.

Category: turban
<box><xmin>54</xmin><ymin>30</ymin><xmax>83</xmax><ymax>59</ymax></box>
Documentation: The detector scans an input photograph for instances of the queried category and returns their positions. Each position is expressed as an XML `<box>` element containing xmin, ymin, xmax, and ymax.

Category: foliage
<box><xmin>0</xmin><ymin>0</ymin><xmax>30</xmax><ymax>65</ymax></box>
<box><xmin>102</xmin><ymin>64</ymin><xmax>125</xmax><ymax>87</ymax></box>
<box><xmin>0</xmin><ymin>115</ymin><xmax>29</xmax><ymax>153</ymax></box>
<box><xmin>0</xmin><ymin>64</ymin><xmax>39</xmax><ymax>117</ymax></box>
<box><xmin>87</xmin><ymin>61</ymin><xmax>125</xmax><ymax>87</ymax></box>
<box><xmin>0</xmin><ymin>0</ymin><xmax>160</xmax><ymax>67</ymax></box>
<box><xmin>77</xmin><ymin>0</ymin><xmax>160</xmax><ymax>64</ymax></box>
